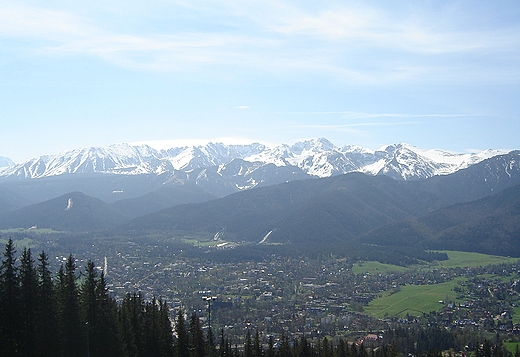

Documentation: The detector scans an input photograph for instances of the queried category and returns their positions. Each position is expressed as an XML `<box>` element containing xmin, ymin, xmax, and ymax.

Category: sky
<box><xmin>0</xmin><ymin>1</ymin><xmax>519</xmax><ymax>163</ymax></box>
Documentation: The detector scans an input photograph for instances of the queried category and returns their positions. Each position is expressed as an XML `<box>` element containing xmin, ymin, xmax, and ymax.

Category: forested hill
<box><xmin>361</xmin><ymin>182</ymin><xmax>520</xmax><ymax>256</ymax></box>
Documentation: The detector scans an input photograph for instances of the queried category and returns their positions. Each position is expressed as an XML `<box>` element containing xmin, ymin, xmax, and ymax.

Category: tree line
<box><xmin>0</xmin><ymin>238</ymin><xmax>173</xmax><ymax>357</ymax></box>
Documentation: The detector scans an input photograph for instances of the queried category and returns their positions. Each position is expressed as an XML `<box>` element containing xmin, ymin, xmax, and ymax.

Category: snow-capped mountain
<box><xmin>0</xmin><ymin>156</ymin><xmax>14</xmax><ymax>168</ymax></box>
<box><xmin>361</xmin><ymin>143</ymin><xmax>504</xmax><ymax>180</ymax></box>
<box><xmin>0</xmin><ymin>139</ymin><xmax>506</xmax><ymax>190</ymax></box>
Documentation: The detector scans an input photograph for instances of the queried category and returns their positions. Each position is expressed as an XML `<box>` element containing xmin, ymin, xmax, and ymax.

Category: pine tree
<box><xmin>19</xmin><ymin>248</ymin><xmax>38</xmax><ymax>357</ymax></box>
<box><xmin>189</xmin><ymin>311</ymin><xmax>205</xmax><ymax>357</ymax></box>
<box><xmin>0</xmin><ymin>238</ymin><xmax>21</xmax><ymax>356</ymax></box>
<box><xmin>277</xmin><ymin>331</ymin><xmax>291</xmax><ymax>357</ymax></box>
<box><xmin>296</xmin><ymin>336</ymin><xmax>310</xmax><ymax>357</ymax></box>
<box><xmin>207</xmin><ymin>323</ymin><xmax>216</xmax><ymax>357</ymax></box>
<box><xmin>57</xmin><ymin>254</ymin><xmax>85</xmax><ymax>357</ymax></box>
<box><xmin>144</xmin><ymin>297</ymin><xmax>160</xmax><ymax>357</ymax></box>
<box><xmin>81</xmin><ymin>260</ymin><xmax>122</xmax><ymax>357</ymax></box>
<box><xmin>119</xmin><ymin>293</ymin><xmax>141</xmax><ymax>357</ymax></box>
<box><xmin>267</xmin><ymin>335</ymin><xmax>275</xmax><ymax>357</ymax></box>
<box><xmin>320</xmin><ymin>337</ymin><xmax>330</xmax><ymax>357</ymax></box>
<box><xmin>253</xmin><ymin>330</ymin><xmax>263</xmax><ymax>357</ymax></box>
<box><xmin>35</xmin><ymin>251</ymin><xmax>59</xmax><ymax>357</ymax></box>
<box><xmin>97</xmin><ymin>271</ymin><xmax>122</xmax><ymax>356</ymax></box>
<box><xmin>176</xmin><ymin>309</ymin><xmax>190</xmax><ymax>357</ymax></box>
<box><xmin>141</xmin><ymin>296</ymin><xmax>175</xmax><ymax>357</ymax></box>
<box><xmin>338</xmin><ymin>338</ymin><xmax>349</xmax><ymax>357</ymax></box>
<box><xmin>244</xmin><ymin>330</ymin><xmax>253</xmax><ymax>357</ymax></box>
<box><xmin>158</xmin><ymin>298</ymin><xmax>175</xmax><ymax>357</ymax></box>
<box><xmin>81</xmin><ymin>260</ymin><xmax>99</xmax><ymax>353</ymax></box>
<box><xmin>219</xmin><ymin>329</ymin><xmax>226</xmax><ymax>357</ymax></box>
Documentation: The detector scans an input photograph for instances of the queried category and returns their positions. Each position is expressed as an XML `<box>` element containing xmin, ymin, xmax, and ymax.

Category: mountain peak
<box><xmin>290</xmin><ymin>138</ymin><xmax>336</xmax><ymax>153</ymax></box>
<box><xmin>0</xmin><ymin>156</ymin><xmax>14</xmax><ymax>168</ymax></box>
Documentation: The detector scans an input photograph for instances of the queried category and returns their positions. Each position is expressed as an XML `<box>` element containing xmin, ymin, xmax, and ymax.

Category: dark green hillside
<box><xmin>362</xmin><ymin>183</ymin><xmax>520</xmax><ymax>256</ymax></box>
<box><xmin>122</xmin><ymin>176</ymin><xmax>321</xmax><ymax>240</ymax></box>
<box><xmin>110</xmin><ymin>184</ymin><xmax>217</xmax><ymax>218</ymax></box>
<box><xmin>265</xmin><ymin>174</ymin><xmax>441</xmax><ymax>243</ymax></box>
<box><xmin>0</xmin><ymin>191</ymin><xmax>128</xmax><ymax>231</ymax></box>
<box><xmin>122</xmin><ymin>173</ymin><xmax>443</xmax><ymax>243</ymax></box>
<box><xmin>0</xmin><ymin>186</ymin><xmax>27</xmax><ymax>214</ymax></box>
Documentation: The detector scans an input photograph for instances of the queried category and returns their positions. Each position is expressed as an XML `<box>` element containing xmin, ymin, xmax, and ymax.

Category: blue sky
<box><xmin>1</xmin><ymin>1</ymin><xmax>519</xmax><ymax>162</ymax></box>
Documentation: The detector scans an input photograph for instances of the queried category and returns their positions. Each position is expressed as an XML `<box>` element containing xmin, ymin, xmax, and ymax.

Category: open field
<box><xmin>0</xmin><ymin>237</ymin><xmax>34</xmax><ymax>249</ymax></box>
<box><xmin>504</xmin><ymin>341</ymin><xmax>520</xmax><ymax>354</ymax></box>
<box><xmin>364</xmin><ymin>278</ymin><xmax>464</xmax><ymax>319</ymax></box>
<box><xmin>432</xmin><ymin>251</ymin><xmax>519</xmax><ymax>268</ymax></box>
<box><xmin>513</xmin><ymin>307</ymin><xmax>520</xmax><ymax>324</ymax></box>
<box><xmin>363</xmin><ymin>251</ymin><xmax>520</xmax><ymax>319</ymax></box>
<box><xmin>351</xmin><ymin>261</ymin><xmax>408</xmax><ymax>274</ymax></box>
<box><xmin>354</xmin><ymin>251</ymin><xmax>519</xmax><ymax>275</ymax></box>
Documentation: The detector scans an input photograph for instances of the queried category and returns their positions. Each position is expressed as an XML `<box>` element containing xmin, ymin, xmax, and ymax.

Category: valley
<box><xmin>4</xmin><ymin>230</ymin><xmax>520</xmax><ymax>351</ymax></box>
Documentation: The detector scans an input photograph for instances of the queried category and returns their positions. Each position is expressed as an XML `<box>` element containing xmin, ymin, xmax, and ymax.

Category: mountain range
<box><xmin>1</xmin><ymin>139</ymin><xmax>519</xmax><ymax>261</ymax></box>
<box><xmin>0</xmin><ymin>138</ymin><xmax>505</xmax><ymax>205</ymax></box>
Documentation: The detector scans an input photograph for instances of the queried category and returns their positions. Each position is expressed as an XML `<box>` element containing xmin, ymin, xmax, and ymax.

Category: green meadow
<box><xmin>354</xmin><ymin>251</ymin><xmax>520</xmax><ymax>276</ymax></box>
<box><xmin>363</xmin><ymin>250</ymin><xmax>520</xmax><ymax>319</ymax></box>
<box><xmin>0</xmin><ymin>236</ymin><xmax>34</xmax><ymax>249</ymax></box>
<box><xmin>364</xmin><ymin>278</ymin><xmax>464</xmax><ymax>319</ymax></box>
<box><xmin>504</xmin><ymin>341</ymin><xmax>520</xmax><ymax>354</ymax></box>
<box><xmin>351</xmin><ymin>261</ymin><xmax>408</xmax><ymax>274</ymax></box>
<box><xmin>433</xmin><ymin>250</ymin><xmax>519</xmax><ymax>268</ymax></box>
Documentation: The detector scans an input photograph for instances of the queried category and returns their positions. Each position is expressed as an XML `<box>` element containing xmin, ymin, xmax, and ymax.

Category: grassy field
<box><xmin>433</xmin><ymin>251</ymin><xmax>519</xmax><ymax>268</ymax></box>
<box><xmin>513</xmin><ymin>307</ymin><xmax>520</xmax><ymax>324</ymax></box>
<box><xmin>362</xmin><ymin>251</ymin><xmax>520</xmax><ymax>319</ymax></box>
<box><xmin>0</xmin><ymin>237</ymin><xmax>34</xmax><ymax>249</ymax></box>
<box><xmin>353</xmin><ymin>251</ymin><xmax>519</xmax><ymax>275</ymax></box>
<box><xmin>351</xmin><ymin>261</ymin><xmax>408</xmax><ymax>274</ymax></box>
<box><xmin>364</xmin><ymin>278</ymin><xmax>464</xmax><ymax>319</ymax></box>
<box><xmin>504</xmin><ymin>341</ymin><xmax>520</xmax><ymax>354</ymax></box>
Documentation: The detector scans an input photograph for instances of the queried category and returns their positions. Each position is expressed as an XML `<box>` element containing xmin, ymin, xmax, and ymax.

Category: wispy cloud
<box><xmin>271</xmin><ymin>111</ymin><xmax>479</xmax><ymax>119</ymax></box>
<box><xmin>1</xmin><ymin>1</ymin><xmax>519</xmax><ymax>84</ymax></box>
<box><xmin>290</xmin><ymin>121</ymin><xmax>422</xmax><ymax>130</ymax></box>
<box><xmin>283</xmin><ymin>112</ymin><xmax>481</xmax><ymax>131</ymax></box>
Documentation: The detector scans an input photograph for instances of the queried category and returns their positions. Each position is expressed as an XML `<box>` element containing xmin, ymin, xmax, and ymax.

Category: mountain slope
<box><xmin>361</xmin><ymin>183</ymin><xmax>520</xmax><ymax>256</ymax></box>
<box><xmin>120</xmin><ymin>151</ymin><xmax>520</xmax><ymax>247</ymax></box>
<box><xmin>0</xmin><ymin>192</ymin><xmax>128</xmax><ymax>231</ymax></box>
<box><xmin>415</xmin><ymin>150</ymin><xmax>520</xmax><ymax>205</ymax></box>
<box><xmin>110</xmin><ymin>184</ymin><xmax>217</xmax><ymax>219</ymax></box>
<box><xmin>0</xmin><ymin>186</ymin><xmax>28</xmax><ymax>215</ymax></box>
<box><xmin>119</xmin><ymin>173</ymin><xmax>448</xmax><ymax>243</ymax></box>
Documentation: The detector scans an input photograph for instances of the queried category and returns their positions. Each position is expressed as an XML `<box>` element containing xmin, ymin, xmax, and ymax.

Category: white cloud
<box><xmin>0</xmin><ymin>3</ymin><xmax>95</xmax><ymax>40</ymax></box>
<box><xmin>1</xmin><ymin>1</ymin><xmax>519</xmax><ymax>84</ymax></box>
